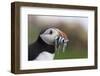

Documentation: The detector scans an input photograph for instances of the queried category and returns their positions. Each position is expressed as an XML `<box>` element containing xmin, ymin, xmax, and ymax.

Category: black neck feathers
<box><xmin>28</xmin><ymin>36</ymin><xmax>55</xmax><ymax>60</ymax></box>
<box><xmin>36</xmin><ymin>36</ymin><xmax>55</xmax><ymax>53</ymax></box>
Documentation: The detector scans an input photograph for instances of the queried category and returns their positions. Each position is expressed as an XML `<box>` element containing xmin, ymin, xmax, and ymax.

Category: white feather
<box><xmin>40</xmin><ymin>28</ymin><xmax>59</xmax><ymax>45</ymax></box>
<box><xmin>35</xmin><ymin>51</ymin><xmax>54</xmax><ymax>60</ymax></box>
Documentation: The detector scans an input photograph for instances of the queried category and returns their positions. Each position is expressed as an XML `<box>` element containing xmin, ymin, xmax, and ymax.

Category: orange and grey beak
<box><xmin>54</xmin><ymin>29</ymin><xmax>69</xmax><ymax>52</ymax></box>
<box><xmin>56</xmin><ymin>29</ymin><xmax>69</xmax><ymax>42</ymax></box>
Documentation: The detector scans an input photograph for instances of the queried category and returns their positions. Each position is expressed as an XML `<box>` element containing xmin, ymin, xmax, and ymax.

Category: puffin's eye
<box><xmin>49</xmin><ymin>30</ymin><xmax>53</xmax><ymax>34</ymax></box>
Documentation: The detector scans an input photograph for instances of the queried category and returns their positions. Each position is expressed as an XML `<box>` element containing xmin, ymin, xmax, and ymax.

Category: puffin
<box><xmin>28</xmin><ymin>28</ymin><xmax>69</xmax><ymax>60</ymax></box>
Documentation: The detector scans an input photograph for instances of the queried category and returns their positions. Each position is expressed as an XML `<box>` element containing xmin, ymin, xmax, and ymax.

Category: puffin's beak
<box><xmin>56</xmin><ymin>29</ymin><xmax>69</xmax><ymax>42</ymax></box>
<box><xmin>54</xmin><ymin>29</ymin><xmax>69</xmax><ymax>52</ymax></box>
<box><xmin>58</xmin><ymin>30</ymin><xmax>68</xmax><ymax>41</ymax></box>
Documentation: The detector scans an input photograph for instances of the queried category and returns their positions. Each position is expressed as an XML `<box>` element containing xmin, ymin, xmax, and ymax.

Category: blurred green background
<box><xmin>28</xmin><ymin>15</ymin><xmax>88</xmax><ymax>59</ymax></box>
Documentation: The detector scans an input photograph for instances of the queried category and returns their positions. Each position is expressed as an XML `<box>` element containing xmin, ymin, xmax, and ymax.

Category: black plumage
<box><xmin>28</xmin><ymin>36</ymin><xmax>55</xmax><ymax>61</ymax></box>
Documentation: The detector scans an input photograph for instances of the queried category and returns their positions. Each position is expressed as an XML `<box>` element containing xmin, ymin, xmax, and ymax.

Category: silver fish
<box><xmin>55</xmin><ymin>36</ymin><xmax>69</xmax><ymax>53</ymax></box>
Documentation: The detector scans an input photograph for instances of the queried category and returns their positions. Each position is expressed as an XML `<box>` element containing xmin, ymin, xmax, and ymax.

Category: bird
<box><xmin>28</xmin><ymin>27</ymin><xmax>69</xmax><ymax>61</ymax></box>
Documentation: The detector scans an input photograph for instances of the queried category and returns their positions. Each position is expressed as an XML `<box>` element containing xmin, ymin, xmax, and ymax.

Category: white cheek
<box><xmin>40</xmin><ymin>34</ymin><xmax>56</xmax><ymax>45</ymax></box>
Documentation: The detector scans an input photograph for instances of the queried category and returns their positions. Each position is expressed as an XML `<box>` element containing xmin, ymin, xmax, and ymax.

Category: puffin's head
<box><xmin>40</xmin><ymin>28</ymin><xmax>69</xmax><ymax>52</ymax></box>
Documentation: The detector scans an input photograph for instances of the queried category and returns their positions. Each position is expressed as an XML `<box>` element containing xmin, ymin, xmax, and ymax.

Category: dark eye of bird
<box><xmin>49</xmin><ymin>30</ymin><xmax>53</xmax><ymax>34</ymax></box>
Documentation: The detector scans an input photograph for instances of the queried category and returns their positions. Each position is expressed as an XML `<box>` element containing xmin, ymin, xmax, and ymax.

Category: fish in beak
<box><xmin>54</xmin><ymin>29</ymin><xmax>69</xmax><ymax>52</ymax></box>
